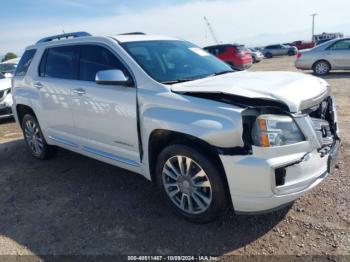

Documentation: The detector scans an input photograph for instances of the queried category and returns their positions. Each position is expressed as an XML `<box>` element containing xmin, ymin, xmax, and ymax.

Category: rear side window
<box><xmin>41</xmin><ymin>46</ymin><xmax>79</xmax><ymax>79</ymax></box>
<box><xmin>15</xmin><ymin>49</ymin><xmax>36</xmax><ymax>77</ymax></box>
<box><xmin>329</xmin><ymin>39</ymin><xmax>350</xmax><ymax>50</ymax></box>
<box><xmin>79</xmin><ymin>45</ymin><xmax>129</xmax><ymax>82</ymax></box>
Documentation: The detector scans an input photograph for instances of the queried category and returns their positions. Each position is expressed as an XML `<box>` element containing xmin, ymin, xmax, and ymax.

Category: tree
<box><xmin>1</xmin><ymin>52</ymin><xmax>18</xmax><ymax>62</ymax></box>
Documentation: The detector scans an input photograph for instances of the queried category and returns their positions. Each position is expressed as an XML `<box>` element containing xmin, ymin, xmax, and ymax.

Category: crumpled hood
<box><xmin>171</xmin><ymin>71</ymin><xmax>329</xmax><ymax>112</ymax></box>
<box><xmin>0</xmin><ymin>78</ymin><xmax>11</xmax><ymax>91</ymax></box>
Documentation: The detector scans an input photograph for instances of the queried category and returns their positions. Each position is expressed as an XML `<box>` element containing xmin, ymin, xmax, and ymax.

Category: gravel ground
<box><xmin>0</xmin><ymin>56</ymin><xmax>349</xmax><ymax>259</ymax></box>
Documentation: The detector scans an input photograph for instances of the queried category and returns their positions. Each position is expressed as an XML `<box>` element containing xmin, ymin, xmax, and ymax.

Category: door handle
<box><xmin>34</xmin><ymin>82</ymin><xmax>44</xmax><ymax>90</ymax></box>
<box><xmin>73</xmin><ymin>88</ymin><xmax>86</xmax><ymax>95</ymax></box>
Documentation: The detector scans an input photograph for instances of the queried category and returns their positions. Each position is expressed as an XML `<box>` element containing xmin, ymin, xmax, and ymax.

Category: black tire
<box><xmin>22</xmin><ymin>114</ymin><xmax>55</xmax><ymax>160</ymax></box>
<box><xmin>155</xmin><ymin>144</ymin><xmax>227</xmax><ymax>223</ymax></box>
<box><xmin>313</xmin><ymin>60</ymin><xmax>331</xmax><ymax>76</ymax></box>
<box><xmin>288</xmin><ymin>50</ymin><xmax>295</xmax><ymax>56</ymax></box>
<box><xmin>265</xmin><ymin>52</ymin><xmax>272</xmax><ymax>58</ymax></box>
<box><xmin>252</xmin><ymin>56</ymin><xmax>257</xmax><ymax>63</ymax></box>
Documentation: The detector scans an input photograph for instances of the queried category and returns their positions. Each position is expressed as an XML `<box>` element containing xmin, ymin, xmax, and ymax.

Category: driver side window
<box><xmin>79</xmin><ymin>45</ymin><xmax>130</xmax><ymax>82</ymax></box>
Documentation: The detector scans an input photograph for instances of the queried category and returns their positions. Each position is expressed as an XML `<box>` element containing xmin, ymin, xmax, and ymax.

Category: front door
<box><xmin>71</xmin><ymin>44</ymin><xmax>140</xmax><ymax>167</ymax></box>
<box><xmin>327</xmin><ymin>39</ymin><xmax>350</xmax><ymax>69</ymax></box>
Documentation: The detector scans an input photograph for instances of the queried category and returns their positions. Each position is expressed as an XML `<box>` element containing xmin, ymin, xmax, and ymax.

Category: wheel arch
<box><xmin>148</xmin><ymin>129</ymin><xmax>233</xmax><ymax>207</ymax></box>
<box><xmin>312</xmin><ymin>59</ymin><xmax>332</xmax><ymax>70</ymax></box>
<box><xmin>16</xmin><ymin>104</ymin><xmax>37</xmax><ymax>128</ymax></box>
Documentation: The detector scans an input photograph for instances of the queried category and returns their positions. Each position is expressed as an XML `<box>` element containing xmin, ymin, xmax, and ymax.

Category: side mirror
<box><xmin>95</xmin><ymin>69</ymin><xmax>133</xmax><ymax>86</ymax></box>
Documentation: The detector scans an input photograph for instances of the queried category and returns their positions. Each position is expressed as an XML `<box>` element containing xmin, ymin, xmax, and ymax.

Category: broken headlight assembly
<box><xmin>251</xmin><ymin>114</ymin><xmax>305</xmax><ymax>147</ymax></box>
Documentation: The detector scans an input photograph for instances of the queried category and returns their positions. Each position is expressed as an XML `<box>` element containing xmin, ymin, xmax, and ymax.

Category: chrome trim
<box><xmin>82</xmin><ymin>146</ymin><xmax>140</xmax><ymax>167</ymax></box>
<box><xmin>48</xmin><ymin>136</ymin><xmax>79</xmax><ymax>148</ymax></box>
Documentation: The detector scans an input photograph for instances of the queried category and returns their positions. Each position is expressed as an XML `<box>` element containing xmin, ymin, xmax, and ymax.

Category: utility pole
<box><xmin>204</xmin><ymin>16</ymin><xmax>220</xmax><ymax>44</ymax></box>
<box><xmin>311</xmin><ymin>13</ymin><xmax>318</xmax><ymax>42</ymax></box>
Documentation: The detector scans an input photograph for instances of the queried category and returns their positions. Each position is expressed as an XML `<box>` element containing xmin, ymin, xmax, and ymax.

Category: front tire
<box><xmin>313</xmin><ymin>60</ymin><xmax>331</xmax><ymax>75</ymax></box>
<box><xmin>155</xmin><ymin>145</ymin><xmax>227</xmax><ymax>223</ymax></box>
<box><xmin>252</xmin><ymin>56</ymin><xmax>257</xmax><ymax>63</ymax></box>
<box><xmin>22</xmin><ymin>114</ymin><xmax>54</xmax><ymax>160</ymax></box>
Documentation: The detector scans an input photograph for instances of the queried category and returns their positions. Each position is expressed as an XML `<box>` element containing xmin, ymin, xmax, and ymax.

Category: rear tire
<box><xmin>313</xmin><ymin>60</ymin><xmax>331</xmax><ymax>75</ymax></box>
<box><xmin>155</xmin><ymin>145</ymin><xmax>227</xmax><ymax>223</ymax></box>
<box><xmin>265</xmin><ymin>52</ymin><xmax>272</xmax><ymax>58</ymax></box>
<box><xmin>22</xmin><ymin>114</ymin><xmax>55</xmax><ymax>160</ymax></box>
<box><xmin>288</xmin><ymin>50</ymin><xmax>295</xmax><ymax>56</ymax></box>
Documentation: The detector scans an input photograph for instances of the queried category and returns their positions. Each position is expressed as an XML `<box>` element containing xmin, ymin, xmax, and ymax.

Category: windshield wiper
<box><xmin>162</xmin><ymin>79</ymin><xmax>195</xmax><ymax>84</ymax></box>
<box><xmin>213</xmin><ymin>70</ymin><xmax>234</xmax><ymax>76</ymax></box>
<box><xmin>202</xmin><ymin>70</ymin><xmax>234</xmax><ymax>80</ymax></box>
<box><xmin>162</xmin><ymin>70</ymin><xmax>234</xmax><ymax>84</ymax></box>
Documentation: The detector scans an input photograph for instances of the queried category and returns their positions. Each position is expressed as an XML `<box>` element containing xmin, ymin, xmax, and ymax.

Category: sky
<box><xmin>0</xmin><ymin>0</ymin><xmax>349</xmax><ymax>55</ymax></box>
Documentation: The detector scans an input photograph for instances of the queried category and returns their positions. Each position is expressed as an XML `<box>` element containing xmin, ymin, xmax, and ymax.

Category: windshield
<box><xmin>0</xmin><ymin>63</ymin><xmax>17</xmax><ymax>74</ymax></box>
<box><xmin>121</xmin><ymin>40</ymin><xmax>233</xmax><ymax>84</ymax></box>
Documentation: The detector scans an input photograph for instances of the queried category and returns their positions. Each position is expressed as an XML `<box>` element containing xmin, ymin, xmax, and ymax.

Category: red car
<box><xmin>204</xmin><ymin>44</ymin><xmax>253</xmax><ymax>70</ymax></box>
<box><xmin>291</xmin><ymin>41</ymin><xmax>315</xmax><ymax>50</ymax></box>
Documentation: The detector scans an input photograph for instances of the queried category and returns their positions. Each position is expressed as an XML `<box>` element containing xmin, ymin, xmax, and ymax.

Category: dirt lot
<box><xmin>0</xmin><ymin>56</ymin><xmax>349</xmax><ymax>259</ymax></box>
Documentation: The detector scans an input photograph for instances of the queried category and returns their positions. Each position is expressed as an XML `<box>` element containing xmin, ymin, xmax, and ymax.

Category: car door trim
<box><xmin>48</xmin><ymin>135</ymin><xmax>79</xmax><ymax>148</ymax></box>
<box><xmin>82</xmin><ymin>146</ymin><xmax>140</xmax><ymax>167</ymax></box>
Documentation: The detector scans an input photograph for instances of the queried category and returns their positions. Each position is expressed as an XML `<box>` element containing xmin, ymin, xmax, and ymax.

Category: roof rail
<box><xmin>118</xmin><ymin>32</ymin><xmax>146</xmax><ymax>35</ymax></box>
<box><xmin>36</xmin><ymin>31</ymin><xmax>92</xmax><ymax>44</ymax></box>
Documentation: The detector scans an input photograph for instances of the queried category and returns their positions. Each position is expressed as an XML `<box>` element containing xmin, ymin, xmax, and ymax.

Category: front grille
<box><xmin>0</xmin><ymin>107</ymin><xmax>12</xmax><ymax>115</ymax></box>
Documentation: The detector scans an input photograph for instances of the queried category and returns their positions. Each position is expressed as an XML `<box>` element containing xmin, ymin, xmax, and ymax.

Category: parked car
<box><xmin>248</xmin><ymin>48</ymin><xmax>264</xmax><ymax>63</ymax></box>
<box><xmin>316</xmin><ymin>38</ymin><xmax>335</xmax><ymax>46</ymax></box>
<box><xmin>203</xmin><ymin>44</ymin><xmax>253</xmax><ymax>70</ymax></box>
<box><xmin>291</xmin><ymin>41</ymin><xmax>315</xmax><ymax>50</ymax></box>
<box><xmin>295</xmin><ymin>37</ymin><xmax>350</xmax><ymax>75</ymax></box>
<box><xmin>0</xmin><ymin>73</ymin><xmax>13</xmax><ymax>119</ymax></box>
<box><xmin>12</xmin><ymin>32</ymin><xmax>340</xmax><ymax>223</ymax></box>
<box><xmin>263</xmin><ymin>44</ymin><xmax>298</xmax><ymax>58</ymax></box>
<box><xmin>0</xmin><ymin>62</ymin><xmax>17</xmax><ymax>78</ymax></box>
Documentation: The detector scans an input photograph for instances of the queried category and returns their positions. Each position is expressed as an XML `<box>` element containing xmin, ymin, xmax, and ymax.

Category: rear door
<box><xmin>70</xmin><ymin>44</ymin><xmax>140</xmax><ymax>168</ymax></box>
<box><xmin>327</xmin><ymin>39</ymin><xmax>350</xmax><ymax>69</ymax></box>
<box><xmin>36</xmin><ymin>45</ymin><xmax>78</xmax><ymax>146</ymax></box>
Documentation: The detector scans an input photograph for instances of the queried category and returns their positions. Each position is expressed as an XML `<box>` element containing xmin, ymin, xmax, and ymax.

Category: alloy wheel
<box><xmin>315</xmin><ymin>61</ymin><xmax>329</xmax><ymax>75</ymax></box>
<box><xmin>24</xmin><ymin>120</ymin><xmax>44</xmax><ymax>155</ymax></box>
<box><xmin>162</xmin><ymin>155</ymin><xmax>212</xmax><ymax>214</ymax></box>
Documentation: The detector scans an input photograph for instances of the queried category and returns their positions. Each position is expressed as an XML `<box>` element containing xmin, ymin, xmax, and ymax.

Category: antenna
<box><xmin>204</xmin><ymin>16</ymin><xmax>220</xmax><ymax>44</ymax></box>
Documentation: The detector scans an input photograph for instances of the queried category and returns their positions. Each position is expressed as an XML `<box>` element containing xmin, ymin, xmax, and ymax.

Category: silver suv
<box><xmin>12</xmin><ymin>32</ymin><xmax>340</xmax><ymax>223</ymax></box>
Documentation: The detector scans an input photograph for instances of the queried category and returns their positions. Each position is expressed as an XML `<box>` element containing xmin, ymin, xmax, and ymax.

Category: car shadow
<box><xmin>0</xmin><ymin>117</ymin><xmax>15</xmax><ymax>125</ymax></box>
<box><xmin>0</xmin><ymin>139</ymin><xmax>290</xmax><ymax>256</ymax></box>
<box><xmin>305</xmin><ymin>71</ymin><xmax>350</xmax><ymax>80</ymax></box>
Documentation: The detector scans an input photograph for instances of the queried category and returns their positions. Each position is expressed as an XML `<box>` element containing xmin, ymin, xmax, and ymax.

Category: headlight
<box><xmin>252</xmin><ymin>114</ymin><xmax>305</xmax><ymax>147</ymax></box>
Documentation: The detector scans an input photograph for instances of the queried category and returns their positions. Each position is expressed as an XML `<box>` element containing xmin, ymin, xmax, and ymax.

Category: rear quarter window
<box><xmin>15</xmin><ymin>49</ymin><xmax>36</xmax><ymax>77</ymax></box>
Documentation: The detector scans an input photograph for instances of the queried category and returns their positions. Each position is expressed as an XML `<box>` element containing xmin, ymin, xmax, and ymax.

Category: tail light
<box><xmin>296</xmin><ymin>53</ymin><xmax>302</xmax><ymax>59</ymax></box>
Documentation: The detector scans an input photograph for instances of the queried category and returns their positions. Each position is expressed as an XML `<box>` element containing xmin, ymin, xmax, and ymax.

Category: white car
<box><xmin>0</xmin><ymin>57</ymin><xmax>19</xmax><ymax>78</ymax></box>
<box><xmin>0</xmin><ymin>73</ymin><xmax>13</xmax><ymax>119</ymax></box>
<box><xmin>12</xmin><ymin>32</ymin><xmax>340</xmax><ymax>222</ymax></box>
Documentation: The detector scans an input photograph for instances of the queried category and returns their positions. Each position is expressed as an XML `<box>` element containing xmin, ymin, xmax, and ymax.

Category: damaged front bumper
<box><xmin>220</xmin><ymin>138</ymin><xmax>340</xmax><ymax>214</ymax></box>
